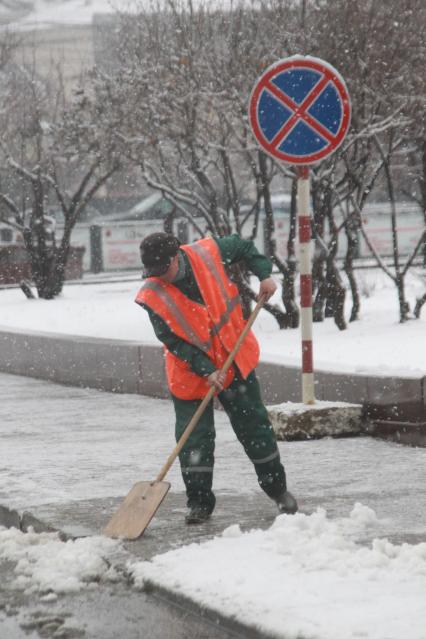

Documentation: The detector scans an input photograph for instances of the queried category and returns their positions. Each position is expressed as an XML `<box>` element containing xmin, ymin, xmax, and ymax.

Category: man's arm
<box><xmin>215</xmin><ymin>234</ymin><xmax>277</xmax><ymax>301</ymax></box>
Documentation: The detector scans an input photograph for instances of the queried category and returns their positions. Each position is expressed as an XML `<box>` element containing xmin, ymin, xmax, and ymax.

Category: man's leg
<box><xmin>172</xmin><ymin>394</ymin><xmax>216</xmax><ymax>521</ymax></box>
<box><xmin>218</xmin><ymin>371</ymin><xmax>297</xmax><ymax>512</ymax></box>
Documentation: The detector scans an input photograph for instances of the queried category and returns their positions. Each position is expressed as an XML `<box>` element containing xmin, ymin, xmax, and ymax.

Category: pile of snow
<box><xmin>0</xmin><ymin>526</ymin><xmax>120</xmax><ymax>595</ymax></box>
<box><xmin>130</xmin><ymin>504</ymin><xmax>426</xmax><ymax>639</ymax></box>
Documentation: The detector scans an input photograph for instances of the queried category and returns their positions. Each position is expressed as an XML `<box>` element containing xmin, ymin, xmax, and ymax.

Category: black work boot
<box><xmin>185</xmin><ymin>506</ymin><xmax>212</xmax><ymax>525</ymax></box>
<box><xmin>275</xmin><ymin>490</ymin><xmax>298</xmax><ymax>515</ymax></box>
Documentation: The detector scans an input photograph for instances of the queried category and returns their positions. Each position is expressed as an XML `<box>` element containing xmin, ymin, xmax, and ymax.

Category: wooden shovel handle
<box><xmin>156</xmin><ymin>295</ymin><xmax>266</xmax><ymax>482</ymax></box>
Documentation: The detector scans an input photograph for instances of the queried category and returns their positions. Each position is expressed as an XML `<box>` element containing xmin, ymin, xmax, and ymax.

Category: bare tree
<box><xmin>96</xmin><ymin>0</ymin><xmax>303</xmax><ymax>327</ymax></box>
<box><xmin>294</xmin><ymin>0</ymin><xmax>426</xmax><ymax>326</ymax></box>
<box><xmin>0</xmin><ymin>63</ymin><xmax>120</xmax><ymax>299</ymax></box>
<box><xmin>96</xmin><ymin>0</ymin><xmax>425</xmax><ymax>327</ymax></box>
<box><xmin>346</xmin><ymin>132</ymin><xmax>426</xmax><ymax>323</ymax></box>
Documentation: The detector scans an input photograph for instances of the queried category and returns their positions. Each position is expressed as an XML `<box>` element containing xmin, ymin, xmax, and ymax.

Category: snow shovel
<box><xmin>103</xmin><ymin>295</ymin><xmax>266</xmax><ymax>540</ymax></box>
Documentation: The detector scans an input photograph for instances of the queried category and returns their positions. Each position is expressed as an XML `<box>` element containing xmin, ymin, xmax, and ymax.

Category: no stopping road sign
<box><xmin>249</xmin><ymin>55</ymin><xmax>351</xmax><ymax>165</ymax></box>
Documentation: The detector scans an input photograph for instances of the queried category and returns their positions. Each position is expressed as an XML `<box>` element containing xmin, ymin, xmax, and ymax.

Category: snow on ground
<box><xmin>0</xmin><ymin>268</ymin><xmax>425</xmax><ymax>377</ymax></box>
<box><xmin>0</xmin><ymin>527</ymin><xmax>120</xmax><ymax>595</ymax></box>
<box><xmin>131</xmin><ymin>504</ymin><xmax>426</xmax><ymax>639</ymax></box>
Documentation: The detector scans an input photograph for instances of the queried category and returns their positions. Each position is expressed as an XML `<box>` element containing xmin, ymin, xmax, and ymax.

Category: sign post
<box><xmin>297</xmin><ymin>165</ymin><xmax>314</xmax><ymax>403</ymax></box>
<box><xmin>248</xmin><ymin>55</ymin><xmax>351</xmax><ymax>404</ymax></box>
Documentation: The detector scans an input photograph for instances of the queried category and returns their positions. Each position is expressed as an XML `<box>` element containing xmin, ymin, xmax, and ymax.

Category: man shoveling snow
<box><xmin>136</xmin><ymin>232</ymin><xmax>298</xmax><ymax>524</ymax></box>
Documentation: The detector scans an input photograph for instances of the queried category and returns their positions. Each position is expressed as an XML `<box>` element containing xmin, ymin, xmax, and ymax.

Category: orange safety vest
<box><xmin>135</xmin><ymin>237</ymin><xmax>260</xmax><ymax>399</ymax></box>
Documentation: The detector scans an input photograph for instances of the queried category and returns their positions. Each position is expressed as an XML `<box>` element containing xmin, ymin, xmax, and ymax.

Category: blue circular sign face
<box><xmin>249</xmin><ymin>56</ymin><xmax>351</xmax><ymax>165</ymax></box>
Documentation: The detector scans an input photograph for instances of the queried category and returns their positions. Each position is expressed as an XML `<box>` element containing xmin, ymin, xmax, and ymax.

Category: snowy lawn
<box><xmin>0</xmin><ymin>268</ymin><xmax>425</xmax><ymax>377</ymax></box>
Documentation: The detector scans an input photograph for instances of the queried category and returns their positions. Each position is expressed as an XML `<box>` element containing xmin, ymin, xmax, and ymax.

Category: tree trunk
<box><xmin>311</xmin><ymin>181</ymin><xmax>327</xmax><ymax>322</ymax></box>
<box><xmin>282</xmin><ymin>177</ymin><xmax>299</xmax><ymax>329</ymax></box>
<box><xmin>259</xmin><ymin>152</ymin><xmax>275</xmax><ymax>258</ymax></box>
<box><xmin>325</xmin><ymin>257</ymin><xmax>347</xmax><ymax>330</ymax></box>
<box><xmin>344</xmin><ymin>218</ymin><xmax>360</xmax><ymax>322</ymax></box>
<box><xmin>258</xmin><ymin>152</ymin><xmax>296</xmax><ymax>329</ymax></box>
<box><xmin>322</xmin><ymin>192</ymin><xmax>339</xmax><ymax>322</ymax></box>
<box><xmin>23</xmin><ymin>224</ymin><xmax>69</xmax><ymax>299</ymax></box>
<box><xmin>163</xmin><ymin>204</ymin><xmax>177</xmax><ymax>234</ymax></box>
<box><xmin>325</xmin><ymin>202</ymin><xmax>347</xmax><ymax>330</ymax></box>
<box><xmin>414</xmin><ymin>293</ymin><xmax>426</xmax><ymax>318</ymax></box>
<box><xmin>378</xmin><ymin>135</ymin><xmax>410</xmax><ymax>323</ymax></box>
<box><xmin>420</xmin><ymin>138</ymin><xmax>426</xmax><ymax>267</ymax></box>
<box><xmin>312</xmin><ymin>257</ymin><xmax>327</xmax><ymax>322</ymax></box>
<box><xmin>396</xmin><ymin>273</ymin><xmax>410</xmax><ymax>323</ymax></box>
<box><xmin>31</xmin><ymin>248</ymin><xmax>67</xmax><ymax>299</ymax></box>
<box><xmin>229</xmin><ymin>264</ymin><xmax>252</xmax><ymax>320</ymax></box>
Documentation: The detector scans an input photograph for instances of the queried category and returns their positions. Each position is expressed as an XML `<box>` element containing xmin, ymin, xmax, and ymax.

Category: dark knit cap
<box><xmin>140</xmin><ymin>232</ymin><xmax>180</xmax><ymax>277</ymax></box>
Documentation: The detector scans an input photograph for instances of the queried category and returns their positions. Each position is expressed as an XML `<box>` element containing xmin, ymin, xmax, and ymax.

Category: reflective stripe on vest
<box><xmin>189</xmin><ymin>242</ymin><xmax>242</xmax><ymax>329</ymax></box>
<box><xmin>181</xmin><ymin>238</ymin><xmax>260</xmax><ymax>386</ymax></box>
<box><xmin>189</xmin><ymin>242</ymin><xmax>230</xmax><ymax>301</ymax></box>
<box><xmin>142</xmin><ymin>280</ymin><xmax>212</xmax><ymax>354</ymax></box>
<box><xmin>141</xmin><ymin>260</ymin><xmax>240</xmax><ymax>346</ymax></box>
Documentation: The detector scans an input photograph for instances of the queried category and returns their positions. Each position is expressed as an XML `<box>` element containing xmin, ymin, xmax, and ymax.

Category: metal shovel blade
<box><xmin>103</xmin><ymin>480</ymin><xmax>171</xmax><ymax>540</ymax></box>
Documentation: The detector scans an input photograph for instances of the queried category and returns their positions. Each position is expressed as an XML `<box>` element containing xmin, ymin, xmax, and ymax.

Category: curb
<box><xmin>0</xmin><ymin>326</ymin><xmax>425</xmax><ymax>444</ymax></box>
<box><xmin>143</xmin><ymin>581</ymin><xmax>281</xmax><ymax>639</ymax></box>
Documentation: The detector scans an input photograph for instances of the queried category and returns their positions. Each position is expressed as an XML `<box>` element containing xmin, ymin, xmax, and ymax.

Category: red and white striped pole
<box><xmin>297</xmin><ymin>166</ymin><xmax>315</xmax><ymax>404</ymax></box>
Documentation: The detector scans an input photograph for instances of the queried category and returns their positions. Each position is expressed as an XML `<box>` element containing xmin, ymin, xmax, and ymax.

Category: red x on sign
<box><xmin>249</xmin><ymin>56</ymin><xmax>351</xmax><ymax>165</ymax></box>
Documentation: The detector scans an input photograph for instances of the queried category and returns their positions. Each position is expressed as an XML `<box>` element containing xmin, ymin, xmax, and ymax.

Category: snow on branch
<box><xmin>141</xmin><ymin>164</ymin><xmax>208</xmax><ymax>235</ymax></box>
<box><xmin>7</xmin><ymin>157</ymin><xmax>39</xmax><ymax>184</ymax></box>
<box><xmin>0</xmin><ymin>193</ymin><xmax>24</xmax><ymax>229</ymax></box>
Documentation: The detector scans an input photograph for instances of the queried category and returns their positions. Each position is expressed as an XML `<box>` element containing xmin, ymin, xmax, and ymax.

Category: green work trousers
<box><xmin>172</xmin><ymin>370</ymin><xmax>287</xmax><ymax>513</ymax></box>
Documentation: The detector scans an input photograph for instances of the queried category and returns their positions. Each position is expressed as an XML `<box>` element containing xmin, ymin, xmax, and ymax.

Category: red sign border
<box><xmin>249</xmin><ymin>56</ymin><xmax>351</xmax><ymax>165</ymax></box>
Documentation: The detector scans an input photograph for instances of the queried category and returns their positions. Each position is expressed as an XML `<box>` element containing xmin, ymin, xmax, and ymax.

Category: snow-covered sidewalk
<box><xmin>1</xmin><ymin>373</ymin><xmax>426</xmax><ymax>639</ymax></box>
